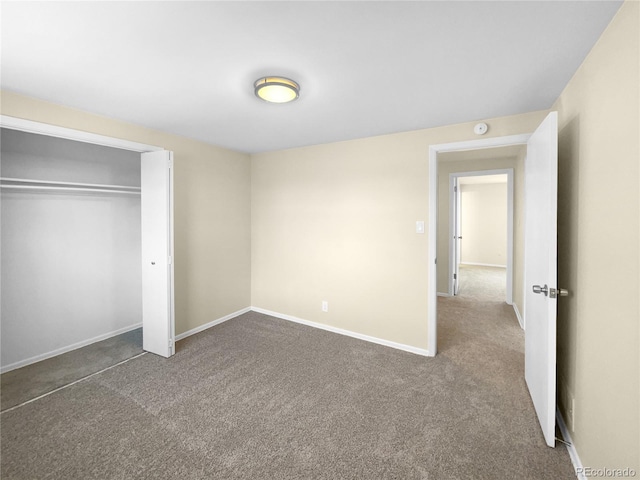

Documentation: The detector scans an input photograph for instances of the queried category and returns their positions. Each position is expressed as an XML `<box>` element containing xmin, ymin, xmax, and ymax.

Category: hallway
<box><xmin>438</xmin><ymin>264</ymin><xmax>519</xmax><ymax>354</ymax></box>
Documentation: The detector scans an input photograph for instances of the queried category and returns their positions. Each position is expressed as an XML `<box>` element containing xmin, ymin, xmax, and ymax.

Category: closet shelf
<box><xmin>0</xmin><ymin>177</ymin><xmax>141</xmax><ymax>195</ymax></box>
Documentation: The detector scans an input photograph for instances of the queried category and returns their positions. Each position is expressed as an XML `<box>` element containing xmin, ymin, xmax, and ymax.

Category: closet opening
<box><xmin>0</xmin><ymin>118</ymin><xmax>174</xmax><ymax>412</ymax></box>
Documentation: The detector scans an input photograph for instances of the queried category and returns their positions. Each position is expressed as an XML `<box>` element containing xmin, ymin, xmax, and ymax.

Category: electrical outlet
<box><xmin>322</xmin><ymin>301</ymin><xmax>328</xmax><ymax>312</ymax></box>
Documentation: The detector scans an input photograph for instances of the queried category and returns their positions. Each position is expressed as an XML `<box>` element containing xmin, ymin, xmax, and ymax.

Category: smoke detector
<box><xmin>474</xmin><ymin>123</ymin><xmax>488</xmax><ymax>135</ymax></box>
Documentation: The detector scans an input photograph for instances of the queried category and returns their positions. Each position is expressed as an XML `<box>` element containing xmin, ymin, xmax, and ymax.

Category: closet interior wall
<box><xmin>1</xmin><ymin>128</ymin><xmax>142</xmax><ymax>371</ymax></box>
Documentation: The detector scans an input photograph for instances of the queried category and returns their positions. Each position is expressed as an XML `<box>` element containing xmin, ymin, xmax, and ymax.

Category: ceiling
<box><xmin>1</xmin><ymin>1</ymin><xmax>622</xmax><ymax>154</ymax></box>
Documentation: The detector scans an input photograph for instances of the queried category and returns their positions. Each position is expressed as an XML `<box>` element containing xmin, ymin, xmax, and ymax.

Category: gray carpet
<box><xmin>456</xmin><ymin>264</ymin><xmax>507</xmax><ymax>302</ymax></box>
<box><xmin>1</xmin><ymin>328</ymin><xmax>143</xmax><ymax>411</ymax></box>
<box><xmin>1</xmin><ymin>291</ymin><xmax>575</xmax><ymax>479</ymax></box>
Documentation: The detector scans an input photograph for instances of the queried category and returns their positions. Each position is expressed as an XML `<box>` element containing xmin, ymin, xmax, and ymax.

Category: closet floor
<box><xmin>1</xmin><ymin>328</ymin><xmax>142</xmax><ymax>411</ymax></box>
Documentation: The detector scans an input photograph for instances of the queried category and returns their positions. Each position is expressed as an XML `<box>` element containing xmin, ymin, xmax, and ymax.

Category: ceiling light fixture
<box><xmin>254</xmin><ymin>76</ymin><xmax>300</xmax><ymax>103</ymax></box>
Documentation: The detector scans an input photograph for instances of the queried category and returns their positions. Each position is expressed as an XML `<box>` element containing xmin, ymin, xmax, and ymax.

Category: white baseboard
<box><xmin>556</xmin><ymin>408</ymin><xmax>584</xmax><ymax>480</ymax></box>
<box><xmin>175</xmin><ymin>307</ymin><xmax>251</xmax><ymax>341</ymax></box>
<box><xmin>1</xmin><ymin>323</ymin><xmax>142</xmax><ymax>374</ymax></box>
<box><xmin>437</xmin><ymin>292</ymin><xmax>452</xmax><ymax>297</ymax></box>
<box><xmin>460</xmin><ymin>262</ymin><xmax>507</xmax><ymax>268</ymax></box>
<box><xmin>512</xmin><ymin>303</ymin><xmax>524</xmax><ymax>330</ymax></box>
<box><xmin>251</xmin><ymin>307</ymin><xmax>431</xmax><ymax>357</ymax></box>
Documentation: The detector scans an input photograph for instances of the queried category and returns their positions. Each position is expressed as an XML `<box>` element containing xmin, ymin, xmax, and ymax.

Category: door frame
<box><xmin>0</xmin><ymin>115</ymin><xmax>175</xmax><ymax>355</ymax></box>
<box><xmin>448</xmin><ymin>168</ymin><xmax>514</xmax><ymax>303</ymax></box>
<box><xmin>0</xmin><ymin>116</ymin><xmax>163</xmax><ymax>153</ymax></box>
<box><xmin>452</xmin><ymin>175</ymin><xmax>462</xmax><ymax>296</ymax></box>
<box><xmin>428</xmin><ymin>134</ymin><xmax>530</xmax><ymax>356</ymax></box>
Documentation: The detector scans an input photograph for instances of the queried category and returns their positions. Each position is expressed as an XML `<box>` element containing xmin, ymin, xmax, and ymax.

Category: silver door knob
<box><xmin>151</xmin><ymin>262</ymin><xmax>155</xmax><ymax>265</ymax></box>
<box><xmin>533</xmin><ymin>284</ymin><xmax>548</xmax><ymax>296</ymax></box>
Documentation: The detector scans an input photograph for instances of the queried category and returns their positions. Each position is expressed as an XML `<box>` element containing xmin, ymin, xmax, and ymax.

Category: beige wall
<box><xmin>553</xmin><ymin>0</ymin><xmax>639</xmax><ymax>472</ymax></box>
<box><xmin>436</xmin><ymin>154</ymin><xmax>525</xmax><ymax>318</ymax></box>
<box><xmin>0</xmin><ymin>91</ymin><xmax>252</xmax><ymax>336</ymax></box>
<box><xmin>460</xmin><ymin>182</ymin><xmax>508</xmax><ymax>267</ymax></box>
<box><xmin>251</xmin><ymin>110</ymin><xmax>546</xmax><ymax>350</ymax></box>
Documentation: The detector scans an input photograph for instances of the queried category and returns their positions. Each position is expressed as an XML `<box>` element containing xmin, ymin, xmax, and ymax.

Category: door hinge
<box><xmin>168</xmin><ymin>339</ymin><xmax>173</xmax><ymax>348</ymax></box>
<box><xmin>453</xmin><ymin>273</ymin><xmax>457</xmax><ymax>280</ymax></box>
<box><xmin>454</xmin><ymin>186</ymin><xmax>457</xmax><ymax>192</ymax></box>
<box><xmin>168</xmin><ymin>158</ymin><xmax>173</xmax><ymax>168</ymax></box>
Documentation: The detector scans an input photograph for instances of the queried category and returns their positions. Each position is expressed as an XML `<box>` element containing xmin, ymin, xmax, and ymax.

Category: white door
<box><xmin>453</xmin><ymin>178</ymin><xmax>462</xmax><ymax>295</ymax></box>
<box><xmin>141</xmin><ymin>150</ymin><xmax>175</xmax><ymax>358</ymax></box>
<box><xmin>524</xmin><ymin>112</ymin><xmax>558</xmax><ymax>447</ymax></box>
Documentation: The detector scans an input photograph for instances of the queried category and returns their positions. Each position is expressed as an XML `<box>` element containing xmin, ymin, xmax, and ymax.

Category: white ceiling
<box><xmin>1</xmin><ymin>1</ymin><xmax>622</xmax><ymax>154</ymax></box>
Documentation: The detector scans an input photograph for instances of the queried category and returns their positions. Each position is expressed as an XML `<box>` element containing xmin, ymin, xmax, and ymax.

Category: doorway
<box><xmin>449</xmin><ymin>170</ymin><xmax>513</xmax><ymax>304</ymax></box>
<box><xmin>427</xmin><ymin>136</ymin><xmax>530</xmax><ymax>356</ymax></box>
<box><xmin>434</xmin><ymin>152</ymin><xmax>524</xmax><ymax>358</ymax></box>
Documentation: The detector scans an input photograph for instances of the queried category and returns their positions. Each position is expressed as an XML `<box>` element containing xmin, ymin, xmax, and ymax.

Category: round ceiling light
<box><xmin>254</xmin><ymin>76</ymin><xmax>300</xmax><ymax>103</ymax></box>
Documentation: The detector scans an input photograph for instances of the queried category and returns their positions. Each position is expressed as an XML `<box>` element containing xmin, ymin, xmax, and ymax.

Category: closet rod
<box><xmin>0</xmin><ymin>177</ymin><xmax>141</xmax><ymax>191</ymax></box>
<box><xmin>0</xmin><ymin>185</ymin><xmax>141</xmax><ymax>195</ymax></box>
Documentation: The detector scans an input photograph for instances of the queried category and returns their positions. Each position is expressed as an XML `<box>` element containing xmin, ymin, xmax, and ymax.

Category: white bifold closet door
<box><xmin>141</xmin><ymin>150</ymin><xmax>175</xmax><ymax>358</ymax></box>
